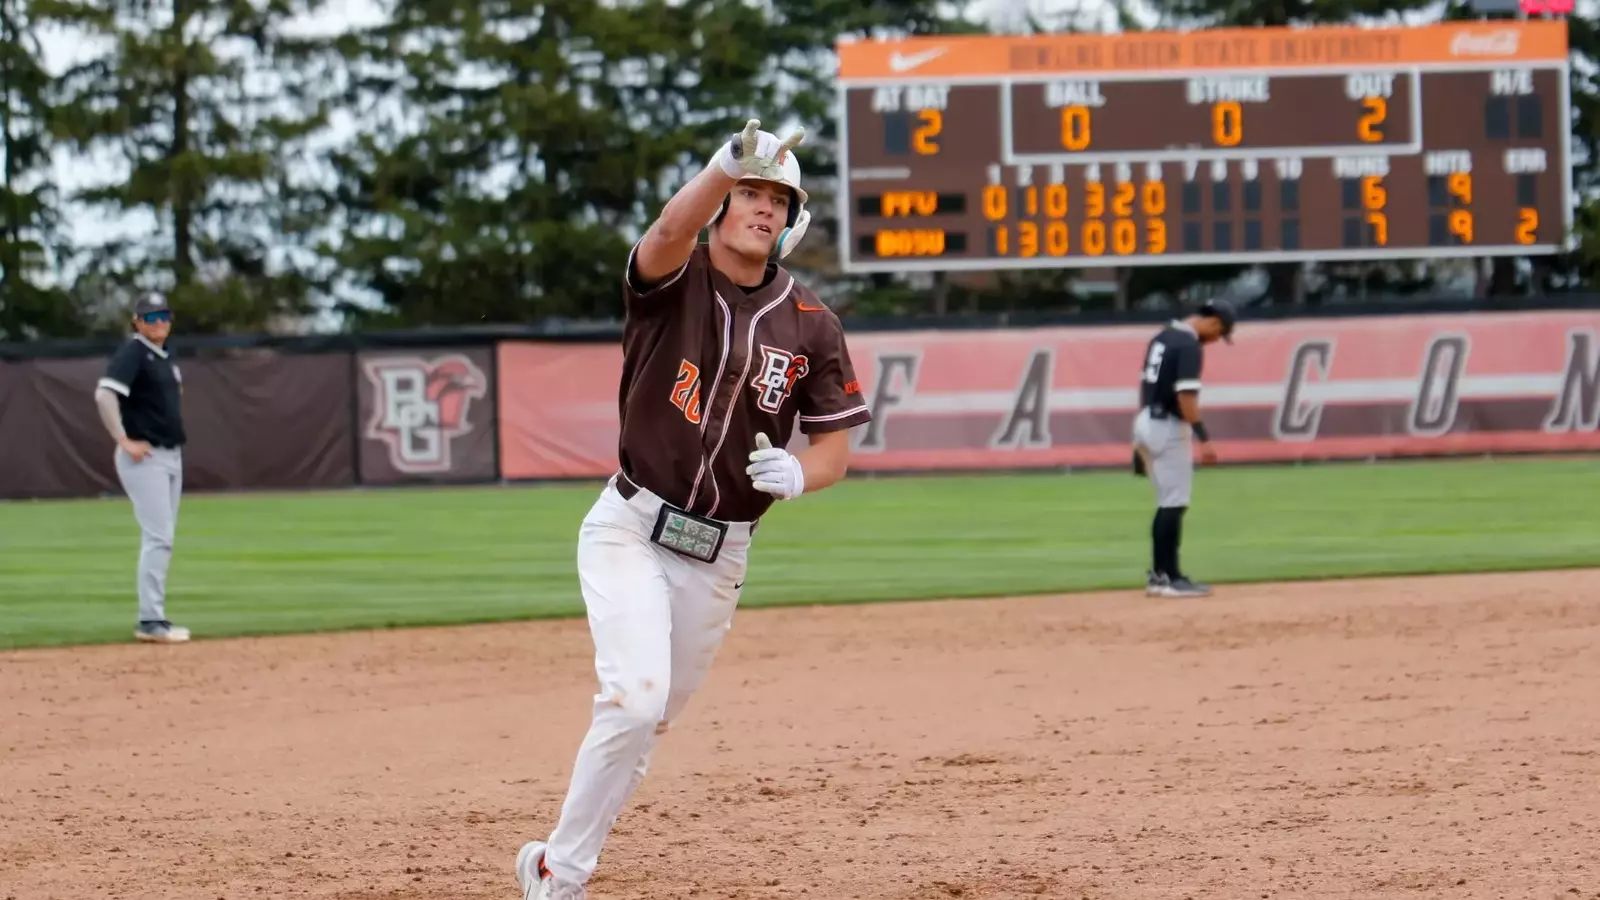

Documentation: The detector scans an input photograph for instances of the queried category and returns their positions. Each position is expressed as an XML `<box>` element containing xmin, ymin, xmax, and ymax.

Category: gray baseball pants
<box><xmin>114</xmin><ymin>446</ymin><xmax>183</xmax><ymax>623</ymax></box>
<box><xmin>1131</xmin><ymin>408</ymin><xmax>1193</xmax><ymax>508</ymax></box>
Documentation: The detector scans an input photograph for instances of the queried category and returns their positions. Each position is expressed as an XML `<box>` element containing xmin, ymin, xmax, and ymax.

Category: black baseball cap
<box><xmin>1198</xmin><ymin>299</ymin><xmax>1237</xmax><ymax>343</ymax></box>
<box><xmin>132</xmin><ymin>293</ymin><xmax>170</xmax><ymax>317</ymax></box>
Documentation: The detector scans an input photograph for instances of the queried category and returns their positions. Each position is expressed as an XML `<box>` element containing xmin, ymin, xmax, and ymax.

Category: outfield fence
<box><xmin>1</xmin><ymin>306</ymin><xmax>1597</xmax><ymax>500</ymax></box>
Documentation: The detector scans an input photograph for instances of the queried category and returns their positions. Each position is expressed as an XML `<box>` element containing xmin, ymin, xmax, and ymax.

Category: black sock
<box><xmin>1169</xmin><ymin>506</ymin><xmax>1188</xmax><ymax>579</ymax></box>
<box><xmin>1153</xmin><ymin>506</ymin><xmax>1187</xmax><ymax>578</ymax></box>
<box><xmin>1150</xmin><ymin>510</ymin><xmax>1163</xmax><ymax>575</ymax></box>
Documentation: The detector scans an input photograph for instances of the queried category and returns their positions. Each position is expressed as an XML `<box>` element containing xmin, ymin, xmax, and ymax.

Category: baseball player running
<box><xmin>1131</xmin><ymin>300</ymin><xmax>1237</xmax><ymax>599</ymax></box>
<box><xmin>514</xmin><ymin>119</ymin><xmax>873</xmax><ymax>900</ymax></box>
<box><xmin>93</xmin><ymin>294</ymin><xmax>191</xmax><ymax>643</ymax></box>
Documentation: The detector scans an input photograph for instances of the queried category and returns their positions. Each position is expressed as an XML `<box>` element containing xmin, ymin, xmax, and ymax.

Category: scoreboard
<box><xmin>833</xmin><ymin>20</ymin><xmax>1573</xmax><ymax>273</ymax></box>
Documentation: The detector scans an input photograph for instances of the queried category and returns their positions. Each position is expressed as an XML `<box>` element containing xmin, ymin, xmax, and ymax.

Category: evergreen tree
<box><xmin>45</xmin><ymin>0</ymin><xmax>334</xmax><ymax>334</ymax></box>
<box><xmin>0</xmin><ymin>0</ymin><xmax>75</xmax><ymax>339</ymax></box>
<box><xmin>1555</xmin><ymin>12</ymin><xmax>1599</xmax><ymax>288</ymax></box>
<box><xmin>328</xmin><ymin>0</ymin><xmax>743</xmax><ymax>326</ymax></box>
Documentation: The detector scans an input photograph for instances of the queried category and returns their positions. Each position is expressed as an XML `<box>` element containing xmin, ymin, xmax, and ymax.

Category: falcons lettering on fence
<box><xmin>364</xmin><ymin>355</ymin><xmax>488</xmax><ymax>474</ymax></box>
<box><xmin>490</xmin><ymin>312</ymin><xmax>1600</xmax><ymax>479</ymax></box>
<box><xmin>832</xmin><ymin>317</ymin><xmax>1600</xmax><ymax>469</ymax></box>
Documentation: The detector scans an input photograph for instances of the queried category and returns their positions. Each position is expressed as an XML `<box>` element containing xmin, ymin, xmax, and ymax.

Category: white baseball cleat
<box><xmin>515</xmin><ymin>841</ymin><xmax>586</xmax><ymax>900</ymax></box>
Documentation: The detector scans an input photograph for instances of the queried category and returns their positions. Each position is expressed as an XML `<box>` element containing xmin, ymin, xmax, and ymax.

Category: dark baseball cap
<box><xmin>132</xmin><ymin>293</ymin><xmax>170</xmax><ymax>316</ymax></box>
<box><xmin>1198</xmin><ymin>299</ymin><xmax>1237</xmax><ymax>342</ymax></box>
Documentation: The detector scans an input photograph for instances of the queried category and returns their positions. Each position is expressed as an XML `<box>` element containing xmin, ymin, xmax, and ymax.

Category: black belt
<box><xmin>613</xmin><ymin>470</ymin><xmax>758</xmax><ymax>533</ymax></box>
<box><xmin>1145</xmin><ymin>405</ymin><xmax>1175</xmax><ymax>420</ymax></box>
<box><xmin>615</xmin><ymin>470</ymin><xmax>698</xmax><ymax>512</ymax></box>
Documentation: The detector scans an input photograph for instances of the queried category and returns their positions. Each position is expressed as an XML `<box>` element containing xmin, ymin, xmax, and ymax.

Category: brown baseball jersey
<box><xmin>614</xmin><ymin>242</ymin><xmax>872</xmax><ymax>522</ymax></box>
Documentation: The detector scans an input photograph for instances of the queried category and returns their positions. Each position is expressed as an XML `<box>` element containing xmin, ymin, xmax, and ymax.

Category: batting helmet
<box><xmin>707</xmin><ymin>135</ymin><xmax>811</xmax><ymax>260</ymax></box>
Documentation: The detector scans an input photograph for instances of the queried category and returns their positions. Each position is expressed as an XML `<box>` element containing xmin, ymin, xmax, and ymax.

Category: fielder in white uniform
<box><xmin>514</xmin><ymin>120</ymin><xmax>874</xmax><ymax>899</ymax></box>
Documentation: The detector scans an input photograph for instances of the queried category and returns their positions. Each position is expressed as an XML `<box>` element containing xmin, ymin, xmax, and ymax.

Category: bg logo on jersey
<box><xmin>364</xmin><ymin>354</ymin><xmax>488</xmax><ymax>473</ymax></box>
<box><xmin>751</xmin><ymin>346</ymin><xmax>809</xmax><ymax>413</ymax></box>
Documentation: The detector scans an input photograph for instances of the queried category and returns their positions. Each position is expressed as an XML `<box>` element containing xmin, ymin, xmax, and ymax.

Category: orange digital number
<box><xmin>1142</xmin><ymin>181</ymin><xmax>1167</xmax><ymax>216</ymax></box>
<box><xmin>1146</xmin><ymin>219</ymin><xmax>1168</xmax><ymax>254</ymax></box>
<box><xmin>913</xmin><ymin>110</ymin><xmax>941</xmax><ymax>155</ymax></box>
<box><xmin>671</xmin><ymin>360</ymin><xmax>703</xmax><ymax>424</ymax></box>
<box><xmin>993</xmin><ymin>225</ymin><xmax>1009</xmax><ymax>255</ymax></box>
<box><xmin>1046</xmin><ymin>221</ymin><xmax>1069</xmax><ymax>256</ymax></box>
<box><xmin>1366</xmin><ymin>211</ymin><xmax>1389</xmax><ymax>246</ymax></box>
<box><xmin>1516</xmin><ymin>208</ymin><xmax>1538</xmax><ymax>244</ymax></box>
<box><xmin>1045</xmin><ymin>183</ymin><xmax>1068</xmax><ymax>218</ymax></box>
<box><xmin>1112</xmin><ymin>219</ymin><xmax>1137</xmax><ymax>255</ymax></box>
<box><xmin>1448</xmin><ymin>172</ymin><xmax>1473</xmax><ymax>205</ymax></box>
<box><xmin>1083</xmin><ymin>221</ymin><xmax>1106</xmax><ymax>256</ymax></box>
<box><xmin>1085</xmin><ymin>182</ymin><xmax>1105</xmax><ymax>218</ymax></box>
<box><xmin>1358</xmin><ymin>97</ymin><xmax>1386</xmax><ymax>142</ymax></box>
<box><xmin>1448</xmin><ymin>210</ymin><xmax>1474</xmax><ymax>243</ymax></box>
<box><xmin>1361</xmin><ymin>175</ymin><xmax>1387</xmax><ymax>210</ymax></box>
<box><xmin>1212</xmin><ymin>101</ymin><xmax>1242</xmax><ymax>147</ymax></box>
<box><xmin>1112</xmin><ymin>182</ymin><xmax>1135</xmax><ymax>217</ymax></box>
<box><xmin>983</xmin><ymin>185</ymin><xmax>1007</xmax><ymax>220</ymax></box>
<box><xmin>1023</xmin><ymin>185</ymin><xmax>1039</xmax><ymax>216</ymax></box>
<box><xmin>1060</xmin><ymin>106</ymin><xmax>1091</xmax><ymax>151</ymax></box>
<box><xmin>1018</xmin><ymin>221</ymin><xmax>1040</xmax><ymax>257</ymax></box>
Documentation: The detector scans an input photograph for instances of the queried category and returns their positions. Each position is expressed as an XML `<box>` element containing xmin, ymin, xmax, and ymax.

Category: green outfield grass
<box><xmin>1</xmin><ymin>456</ymin><xmax>1596</xmax><ymax>650</ymax></box>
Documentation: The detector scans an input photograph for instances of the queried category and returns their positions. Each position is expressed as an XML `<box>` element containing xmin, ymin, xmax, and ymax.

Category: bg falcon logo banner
<box><xmin>361</xmin><ymin>351</ymin><xmax>495</xmax><ymax>480</ymax></box>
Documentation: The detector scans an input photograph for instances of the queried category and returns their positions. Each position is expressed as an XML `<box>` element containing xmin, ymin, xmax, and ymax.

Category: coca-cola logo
<box><xmin>1450</xmin><ymin>30</ymin><xmax>1521</xmax><ymax>56</ymax></box>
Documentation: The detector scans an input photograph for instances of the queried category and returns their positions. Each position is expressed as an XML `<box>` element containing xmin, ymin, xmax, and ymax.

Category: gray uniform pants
<box><xmin>1132</xmin><ymin>408</ymin><xmax>1193</xmax><ymax>508</ymax></box>
<box><xmin>114</xmin><ymin>446</ymin><xmax>183</xmax><ymax>623</ymax></box>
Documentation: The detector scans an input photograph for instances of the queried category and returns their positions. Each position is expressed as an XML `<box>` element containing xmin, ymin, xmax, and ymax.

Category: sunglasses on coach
<box><xmin>139</xmin><ymin>311</ymin><xmax>172</xmax><ymax>324</ymax></box>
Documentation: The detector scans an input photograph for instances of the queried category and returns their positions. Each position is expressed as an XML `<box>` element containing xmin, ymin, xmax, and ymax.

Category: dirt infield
<box><xmin>4</xmin><ymin>569</ymin><xmax>1598</xmax><ymax>900</ymax></box>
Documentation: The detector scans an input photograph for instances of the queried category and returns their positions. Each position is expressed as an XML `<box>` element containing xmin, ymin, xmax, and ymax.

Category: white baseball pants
<box><xmin>114</xmin><ymin>445</ymin><xmax>184</xmax><ymax>623</ymax></box>
<box><xmin>543</xmin><ymin>477</ymin><xmax>751</xmax><ymax>886</ymax></box>
<box><xmin>1132</xmin><ymin>408</ymin><xmax>1194</xmax><ymax>508</ymax></box>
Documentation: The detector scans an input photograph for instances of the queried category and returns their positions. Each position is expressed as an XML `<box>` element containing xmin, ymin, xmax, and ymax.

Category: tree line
<box><xmin>1</xmin><ymin>0</ymin><xmax>1596</xmax><ymax>340</ymax></box>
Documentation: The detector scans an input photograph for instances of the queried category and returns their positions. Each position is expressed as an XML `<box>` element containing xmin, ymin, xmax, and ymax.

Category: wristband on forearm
<box><xmin>1191</xmin><ymin>420</ymin><xmax>1210</xmax><ymax>442</ymax></box>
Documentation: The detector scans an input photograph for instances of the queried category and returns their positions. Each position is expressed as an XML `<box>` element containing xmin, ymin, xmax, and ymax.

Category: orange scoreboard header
<box><xmin>835</xmin><ymin>20</ymin><xmax>1570</xmax><ymax>81</ymax></box>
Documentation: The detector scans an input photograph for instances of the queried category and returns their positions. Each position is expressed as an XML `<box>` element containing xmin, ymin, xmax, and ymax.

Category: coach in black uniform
<box><xmin>1131</xmin><ymin>300</ymin><xmax>1236</xmax><ymax>599</ymax></box>
<box><xmin>93</xmin><ymin>294</ymin><xmax>191</xmax><ymax>643</ymax></box>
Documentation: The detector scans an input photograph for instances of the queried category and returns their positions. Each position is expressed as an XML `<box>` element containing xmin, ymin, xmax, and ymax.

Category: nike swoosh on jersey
<box><xmin>888</xmin><ymin>47</ymin><xmax>948</xmax><ymax>72</ymax></box>
<box><xmin>796</xmin><ymin>301</ymin><xmax>828</xmax><ymax>311</ymax></box>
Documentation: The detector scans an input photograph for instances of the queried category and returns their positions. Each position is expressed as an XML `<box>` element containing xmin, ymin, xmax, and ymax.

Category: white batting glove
<box><xmin>746</xmin><ymin>432</ymin><xmax>805</xmax><ymax>500</ymax></box>
<box><xmin>714</xmin><ymin>119</ymin><xmax>806</xmax><ymax>181</ymax></box>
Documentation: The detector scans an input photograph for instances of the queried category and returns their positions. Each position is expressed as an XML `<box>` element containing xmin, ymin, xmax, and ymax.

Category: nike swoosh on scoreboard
<box><xmin>887</xmin><ymin>47</ymin><xmax>948</xmax><ymax>72</ymax></box>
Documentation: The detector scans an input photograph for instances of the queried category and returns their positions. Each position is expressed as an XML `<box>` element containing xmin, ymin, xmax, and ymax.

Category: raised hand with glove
<box><xmin>713</xmin><ymin>119</ymin><xmax>805</xmax><ymax>181</ymax></box>
<box><xmin>746</xmin><ymin>432</ymin><xmax>805</xmax><ymax>500</ymax></box>
<box><xmin>632</xmin><ymin>116</ymin><xmax>811</xmax><ymax>288</ymax></box>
